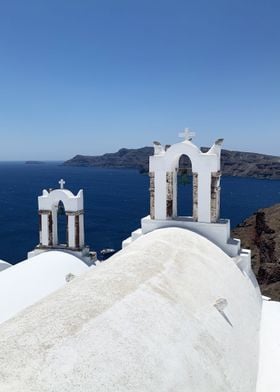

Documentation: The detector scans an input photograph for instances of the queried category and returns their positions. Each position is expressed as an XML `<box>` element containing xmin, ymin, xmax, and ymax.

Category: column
<box><xmin>39</xmin><ymin>213</ymin><xmax>42</xmax><ymax>244</ymax></box>
<box><xmin>149</xmin><ymin>172</ymin><xmax>155</xmax><ymax>219</ymax></box>
<box><xmin>192</xmin><ymin>173</ymin><xmax>198</xmax><ymax>221</ymax></box>
<box><xmin>48</xmin><ymin>213</ymin><xmax>53</xmax><ymax>246</ymax></box>
<box><xmin>166</xmin><ymin>171</ymin><xmax>173</xmax><ymax>218</ymax></box>
<box><xmin>211</xmin><ymin>172</ymin><xmax>221</xmax><ymax>222</ymax></box>
<box><xmin>52</xmin><ymin>209</ymin><xmax>58</xmax><ymax>246</ymax></box>
<box><xmin>154</xmin><ymin>170</ymin><xmax>167</xmax><ymax>220</ymax></box>
<box><xmin>66</xmin><ymin>211</ymin><xmax>84</xmax><ymax>249</ymax></box>
<box><xmin>39</xmin><ymin>210</ymin><xmax>52</xmax><ymax>246</ymax></box>
<box><xmin>79</xmin><ymin>213</ymin><xmax>85</xmax><ymax>247</ymax></box>
<box><xmin>197</xmin><ymin>171</ymin><xmax>212</xmax><ymax>223</ymax></box>
<box><xmin>75</xmin><ymin>215</ymin><xmax>80</xmax><ymax>248</ymax></box>
<box><xmin>172</xmin><ymin>170</ymin><xmax>178</xmax><ymax>217</ymax></box>
<box><xmin>67</xmin><ymin>213</ymin><xmax>76</xmax><ymax>248</ymax></box>
<box><xmin>66</xmin><ymin>214</ymin><xmax>69</xmax><ymax>246</ymax></box>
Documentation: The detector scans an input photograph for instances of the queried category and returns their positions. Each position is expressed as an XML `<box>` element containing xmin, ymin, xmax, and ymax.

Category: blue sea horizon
<box><xmin>0</xmin><ymin>162</ymin><xmax>279</xmax><ymax>264</ymax></box>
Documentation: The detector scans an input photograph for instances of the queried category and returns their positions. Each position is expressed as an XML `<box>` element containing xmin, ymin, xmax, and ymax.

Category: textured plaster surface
<box><xmin>0</xmin><ymin>251</ymin><xmax>89</xmax><ymax>324</ymax></box>
<box><xmin>257</xmin><ymin>300</ymin><xmax>280</xmax><ymax>392</ymax></box>
<box><xmin>0</xmin><ymin>260</ymin><xmax>11</xmax><ymax>272</ymax></box>
<box><xmin>0</xmin><ymin>228</ymin><xmax>261</xmax><ymax>392</ymax></box>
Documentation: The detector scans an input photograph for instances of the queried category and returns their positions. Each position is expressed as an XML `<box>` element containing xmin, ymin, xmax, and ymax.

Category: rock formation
<box><xmin>232</xmin><ymin>204</ymin><xmax>280</xmax><ymax>300</ymax></box>
<box><xmin>64</xmin><ymin>147</ymin><xmax>280</xmax><ymax>179</ymax></box>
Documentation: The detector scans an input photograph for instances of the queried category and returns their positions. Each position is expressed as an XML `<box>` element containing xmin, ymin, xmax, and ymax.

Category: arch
<box><xmin>56</xmin><ymin>200</ymin><xmax>68</xmax><ymax>246</ymax></box>
<box><xmin>38</xmin><ymin>186</ymin><xmax>85</xmax><ymax>249</ymax></box>
<box><xmin>40</xmin><ymin>189</ymin><xmax>83</xmax><ymax>212</ymax></box>
<box><xmin>176</xmin><ymin>155</ymin><xmax>193</xmax><ymax>218</ymax></box>
<box><xmin>164</xmin><ymin>141</ymin><xmax>202</xmax><ymax>173</ymax></box>
<box><xmin>149</xmin><ymin>138</ymin><xmax>222</xmax><ymax>223</ymax></box>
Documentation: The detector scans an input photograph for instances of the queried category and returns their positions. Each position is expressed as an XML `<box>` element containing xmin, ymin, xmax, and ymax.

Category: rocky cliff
<box><xmin>232</xmin><ymin>204</ymin><xmax>280</xmax><ymax>300</ymax></box>
<box><xmin>64</xmin><ymin>147</ymin><xmax>152</xmax><ymax>173</ymax></box>
<box><xmin>64</xmin><ymin>147</ymin><xmax>280</xmax><ymax>179</ymax></box>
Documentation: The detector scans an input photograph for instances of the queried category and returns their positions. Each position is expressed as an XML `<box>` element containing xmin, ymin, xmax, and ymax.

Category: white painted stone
<box><xmin>124</xmin><ymin>133</ymin><xmax>251</xmax><ymax>274</ymax></box>
<box><xmin>0</xmin><ymin>228</ymin><xmax>262</xmax><ymax>392</ymax></box>
<box><xmin>0</xmin><ymin>260</ymin><xmax>11</xmax><ymax>272</ymax></box>
<box><xmin>257</xmin><ymin>300</ymin><xmax>280</xmax><ymax>392</ymax></box>
<box><xmin>0</xmin><ymin>251</ymin><xmax>90</xmax><ymax>324</ymax></box>
<box><xmin>141</xmin><ymin>215</ymin><xmax>240</xmax><ymax>255</ymax></box>
<box><xmin>27</xmin><ymin>182</ymin><xmax>98</xmax><ymax>264</ymax></box>
<box><xmin>38</xmin><ymin>186</ymin><xmax>84</xmax><ymax>249</ymax></box>
<box><xmin>150</xmin><ymin>134</ymin><xmax>222</xmax><ymax>222</ymax></box>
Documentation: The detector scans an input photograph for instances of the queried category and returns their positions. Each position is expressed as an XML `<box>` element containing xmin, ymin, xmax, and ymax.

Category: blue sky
<box><xmin>0</xmin><ymin>0</ymin><xmax>279</xmax><ymax>160</ymax></box>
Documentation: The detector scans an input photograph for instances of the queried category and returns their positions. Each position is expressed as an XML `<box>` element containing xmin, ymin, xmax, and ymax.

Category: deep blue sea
<box><xmin>0</xmin><ymin>162</ymin><xmax>280</xmax><ymax>264</ymax></box>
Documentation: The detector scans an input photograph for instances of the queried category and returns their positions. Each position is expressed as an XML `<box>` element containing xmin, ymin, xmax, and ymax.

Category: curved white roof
<box><xmin>0</xmin><ymin>251</ymin><xmax>90</xmax><ymax>324</ymax></box>
<box><xmin>0</xmin><ymin>260</ymin><xmax>11</xmax><ymax>272</ymax></box>
<box><xmin>257</xmin><ymin>299</ymin><xmax>280</xmax><ymax>392</ymax></box>
<box><xmin>0</xmin><ymin>228</ymin><xmax>262</xmax><ymax>392</ymax></box>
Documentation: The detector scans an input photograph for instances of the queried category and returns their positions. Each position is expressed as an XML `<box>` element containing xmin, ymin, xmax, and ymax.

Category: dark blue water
<box><xmin>0</xmin><ymin>162</ymin><xmax>279</xmax><ymax>264</ymax></box>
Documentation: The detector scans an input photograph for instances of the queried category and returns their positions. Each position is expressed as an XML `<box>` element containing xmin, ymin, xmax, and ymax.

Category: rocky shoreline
<box><xmin>232</xmin><ymin>204</ymin><xmax>280</xmax><ymax>301</ymax></box>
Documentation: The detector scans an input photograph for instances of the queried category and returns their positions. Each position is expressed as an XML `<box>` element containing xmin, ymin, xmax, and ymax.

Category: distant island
<box><xmin>64</xmin><ymin>146</ymin><xmax>280</xmax><ymax>179</ymax></box>
<box><xmin>25</xmin><ymin>161</ymin><xmax>45</xmax><ymax>164</ymax></box>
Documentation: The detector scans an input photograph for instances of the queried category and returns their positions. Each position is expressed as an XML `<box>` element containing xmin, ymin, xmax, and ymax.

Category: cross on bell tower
<box><xmin>179</xmin><ymin>128</ymin><xmax>196</xmax><ymax>141</ymax></box>
<box><xmin>59</xmin><ymin>179</ymin><xmax>65</xmax><ymax>189</ymax></box>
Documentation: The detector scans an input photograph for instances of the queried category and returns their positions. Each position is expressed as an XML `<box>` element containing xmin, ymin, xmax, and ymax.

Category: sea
<box><xmin>0</xmin><ymin>162</ymin><xmax>280</xmax><ymax>264</ymax></box>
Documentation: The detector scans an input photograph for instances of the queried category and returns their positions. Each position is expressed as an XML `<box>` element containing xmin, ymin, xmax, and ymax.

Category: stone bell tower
<box><xmin>28</xmin><ymin>180</ymin><xmax>96</xmax><ymax>265</ymax></box>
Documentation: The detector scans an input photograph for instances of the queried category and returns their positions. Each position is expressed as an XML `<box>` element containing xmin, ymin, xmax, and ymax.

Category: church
<box><xmin>0</xmin><ymin>131</ymin><xmax>279</xmax><ymax>392</ymax></box>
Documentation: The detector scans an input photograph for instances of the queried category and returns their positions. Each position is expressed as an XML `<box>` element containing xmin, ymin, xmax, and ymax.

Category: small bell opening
<box><xmin>57</xmin><ymin>201</ymin><xmax>66</xmax><ymax>216</ymax></box>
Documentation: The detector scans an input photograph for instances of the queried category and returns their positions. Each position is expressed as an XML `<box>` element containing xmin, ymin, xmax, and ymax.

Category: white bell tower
<box><xmin>123</xmin><ymin>129</ymin><xmax>252</xmax><ymax>272</ymax></box>
<box><xmin>28</xmin><ymin>180</ymin><xmax>96</xmax><ymax>265</ymax></box>
<box><xmin>149</xmin><ymin>129</ymin><xmax>222</xmax><ymax>223</ymax></box>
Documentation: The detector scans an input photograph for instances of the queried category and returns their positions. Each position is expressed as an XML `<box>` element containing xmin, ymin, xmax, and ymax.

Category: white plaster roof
<box><xmin>0</xmin><ymin>251</ymin><xmax>89</xmax><ymax>324</ymax></box>
<box><xmin>0</xmin><ymin>228</ymin><xmax>262</xmax><ymax>392</ymax></box>
<box><xmin>0</xmin><ymin>260</ymin><xmax>11</xmax><ymax>272</ymax></box>
<box><xmin>257</xmin><ymin>300</ymin><xmax>280</xmax><ymax>392</ymax></box>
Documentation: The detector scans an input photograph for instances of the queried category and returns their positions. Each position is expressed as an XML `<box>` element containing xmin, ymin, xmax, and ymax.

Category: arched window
<box><xmin>176</xmin><ymin>155</ymin><xmax>193</xmax><ymax>217</ymax></box>
<box><xmin>56</xmin><ymin>200</ymin><xmax>68</xmax><ymax>246</ymax></box>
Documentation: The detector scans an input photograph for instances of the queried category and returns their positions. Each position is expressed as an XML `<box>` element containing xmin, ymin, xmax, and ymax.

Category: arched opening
<box><xmin>176</xmin><ymin>155</ymin><xmax>193</xmax><ymax>217</ymax></box>
<box><xmin>57</xmin><ymin>200</ymin><xmax>68</xmax><ymax>246</ymax></box>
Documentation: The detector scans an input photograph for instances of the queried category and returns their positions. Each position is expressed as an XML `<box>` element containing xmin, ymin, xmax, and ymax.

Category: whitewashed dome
<box><xmin>0</xmin><ymin>260</ymin><xmax>11</xmax><ymax>272</ymax></box>
<box><xmin>0</xmin><ymin>228</ymin><xmax>262</xmax><ymax>392</ymax></box>
<box><xmin>0</xmin><ymin>251</ymin><xmax>90</xmax><ymax>324</ymax></box>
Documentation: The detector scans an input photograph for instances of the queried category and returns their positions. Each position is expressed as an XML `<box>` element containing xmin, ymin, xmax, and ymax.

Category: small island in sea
<box><xmin>25</xmin><ymin>161</ymin><xmax>45</xmax><ymax>164</ymax></box>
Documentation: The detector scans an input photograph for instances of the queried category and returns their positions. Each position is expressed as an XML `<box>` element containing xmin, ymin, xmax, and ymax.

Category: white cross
<box><xmin>178</xmin><ymin>128</ymin><xmax>196</xmax><ymax>141</ymax></box>
<box><xmin>59</xmin><ymin>179</ymin><xmax>66</xmax><ymax>189</ymax></box>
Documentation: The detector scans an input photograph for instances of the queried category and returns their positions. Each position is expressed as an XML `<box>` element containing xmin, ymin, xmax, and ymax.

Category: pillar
<box><xmin>172</xmin><ymin>170</ymin><xmax>178</xmax><ymax>217</ymax></box>
<box><xmin>52</xmin><ymin>209</ymin><xmax>58</xmax><ymax>246</ymax></box>
<box><xmin>166</xmin><ymin>172</ymin><xmax>173</xmax><ymax>218</ymax></box>
<box><xmin>193</xmin><ymin>173</ymin><xmax>198</xmax><ymax>221</ymax></box>
<box><xmin>154</xmin><ymin>171</ymin><xmax>168</xmax><ymax>220</ymax></box>
<box><xmin>48</xmin><ymin>213</ymin><xmax>53</xmax><ymax>246</ymax></box>
<box><xmin>75</xmin><ymin>215</ymin><xmax>80</xmax><ymax>248</ymax></box>
<box><xmin>67</xmin><ymin>213</ymin><xmax>76</xmax><ymax>248</ymax></box>
<box><xmin>78</xmin><ymin>213</ymin><xmax>85</xmax><ymax>247</ymax></box>
<box><xmin>66</xmin><ymin>211</ymin><xmax>84</xmax><ymax>249</ymax></box>
<box><xmin>197</xmin><ymin>171</ymin><xmax>212</xmax><ymax>223</ymax></box>
<box><xmin>39</xmin><ymin>210</ymin><xmax>52</xmax><ymax>246</ymax></box>
<box><xmin>211</xmin><ymin>171</ymin><xmax>221</xmax><ymax>222</ymax></box>
<box><xmin>149</xmin><ymin>172</ymin><xmax>155</xmax><ymax>219</ymax></box>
